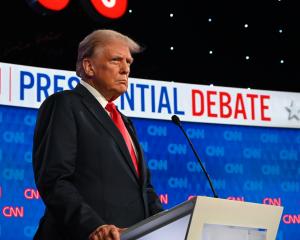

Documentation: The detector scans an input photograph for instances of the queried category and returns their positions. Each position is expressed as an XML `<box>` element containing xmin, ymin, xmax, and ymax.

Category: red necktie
<box><xmin>105</xmin><ymin>102</ymin><xmax>140</xmax><ymax>177</ymax></box>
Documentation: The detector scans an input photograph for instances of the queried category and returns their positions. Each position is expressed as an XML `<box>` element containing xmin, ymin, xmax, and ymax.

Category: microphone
<box><xmin>171</xmin><ymin>115</ymin><xmax>218</xmax><ymax>198</ymax></box>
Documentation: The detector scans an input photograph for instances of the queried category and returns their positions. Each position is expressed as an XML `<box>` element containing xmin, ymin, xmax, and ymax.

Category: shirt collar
<box><xmin>80</xmin><ymin>80</ymin><xmax>108</xmax><ymax>109</ymax></box>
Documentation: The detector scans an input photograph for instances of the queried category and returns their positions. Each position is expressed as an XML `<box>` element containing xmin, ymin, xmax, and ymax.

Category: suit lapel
<box><xmin>122</xmin><ymin>115</ymin><xmax>147</xmax><ymax>185</ymax></box>
<box><xmin>74</xmin><ymin>84</ymin><xmax>140</xmax><ymax>184</ymax></box>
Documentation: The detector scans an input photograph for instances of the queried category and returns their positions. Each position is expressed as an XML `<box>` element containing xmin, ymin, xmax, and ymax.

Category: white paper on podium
<box><xmin>187</xmin><ymin>197</ymin><xmax>282</xmax><ymax>240</ymax></box>
<box><xmin>202</xmin><ymin>223</ymin><xmax>267</xmax><ymax>240</ymax></box>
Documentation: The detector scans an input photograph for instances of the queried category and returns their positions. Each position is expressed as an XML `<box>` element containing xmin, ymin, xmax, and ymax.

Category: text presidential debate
<box><xmin>0</xmin><ymin>62</ymin><xmax>300</xmax><ymax>239</ymax></box>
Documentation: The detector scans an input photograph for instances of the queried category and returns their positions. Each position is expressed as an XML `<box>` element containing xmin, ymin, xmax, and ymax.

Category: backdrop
<box><xmin>0</xmin><ymin>105</ymin><xmax>299</xmax><ymax>239</ymax></box>
<box><xmin>0</xmin><ymin>62</ymin><xmax>299</xmax><ymax>240</ymax></box>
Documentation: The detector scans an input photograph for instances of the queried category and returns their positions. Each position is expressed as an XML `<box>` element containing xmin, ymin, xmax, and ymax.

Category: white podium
<box><xmin>121</xmin><ymin>196</ymin><xmax>283</xmax><ymax>240</ymax></box>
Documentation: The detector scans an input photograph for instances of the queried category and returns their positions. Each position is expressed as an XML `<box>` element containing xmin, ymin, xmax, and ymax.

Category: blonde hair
<box><xmin>76</xmin><ymin>29</ymin><xmax>142</xmax><ymax>79</ymax></box>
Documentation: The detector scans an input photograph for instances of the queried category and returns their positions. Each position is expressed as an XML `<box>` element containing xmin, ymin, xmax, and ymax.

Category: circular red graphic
<box><xmin>37</xmin><ymin>0</ymin><xmax>70</xmax><ymax>11</ymax></box>
<box><xmin>90</xmin><ymin>0</ymin><xmax>128</xmax><ymax>19</ymax></box>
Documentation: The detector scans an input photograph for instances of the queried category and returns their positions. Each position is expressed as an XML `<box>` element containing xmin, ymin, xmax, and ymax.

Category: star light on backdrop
<box><xmin>285</xmin><ymin>101</ymin><xmax>300</xmax><ymax>121</ymax></box>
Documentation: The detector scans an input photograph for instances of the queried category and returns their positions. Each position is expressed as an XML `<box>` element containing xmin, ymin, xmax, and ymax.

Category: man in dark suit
<box><xmin>32</xmin><ymin>29</ymin><xmax>163</xmax><ymax>240</ymax></box>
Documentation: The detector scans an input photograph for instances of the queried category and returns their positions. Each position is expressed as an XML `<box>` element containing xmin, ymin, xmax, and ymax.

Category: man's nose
<box><xmin>120</xmin><ymin>61</ymin><xmax>130</xmax><ymax>74</ymax></box>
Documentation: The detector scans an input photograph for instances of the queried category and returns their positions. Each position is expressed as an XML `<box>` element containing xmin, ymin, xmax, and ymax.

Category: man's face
<box><xmin>85</xmin><ymin>41</ymin><xmax>134</xmax><ymax>101</ymax></box>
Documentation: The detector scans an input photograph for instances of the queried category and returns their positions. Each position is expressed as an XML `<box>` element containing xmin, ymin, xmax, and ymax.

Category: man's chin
<box><xmin>110</xmin><ymin>87</ymin><xmax>127</xmax><ymax>101</ymax></box>
<box><xmin>117</xmin><ymin>85</ymin><xmax>128</xmax><ymax>93</ymax></box>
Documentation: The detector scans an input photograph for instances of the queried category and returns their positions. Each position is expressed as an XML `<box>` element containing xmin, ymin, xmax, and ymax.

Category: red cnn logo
<box><xmin>24</xmin><ymin>188</ymin><xmax>41</xmax><ymax>200</ymax></box>
<box><xmin>227</xmin><ymin>196</ymin><xmax>245</xmax><ymax>202</ymax></box>
<box><xmin>2</xmin><ymin>206</ymin><xmax>24</xmax><ymax>218</ymax></box>
<box><xmin>159</xmin><ymin>194</ymin><xmax>168</xmax><ymax>204</ymax></box>
<box><xmin>282</xmin><ymin>214</ymin><xmax>300</xmax><ymax>224</ymax></box>
<box><xmin>27</xmin><ymin>0</ymin><xmax>128</xmax><ymax>19</ymax></box>
<box><xmin>263</xmin><ymin>197</ymin><xmax>281</xmax><ymax>206</ymax></box>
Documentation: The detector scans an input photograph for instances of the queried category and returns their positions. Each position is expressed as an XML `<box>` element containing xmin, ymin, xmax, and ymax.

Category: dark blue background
<box><xmin>0</xmin><ymin>105</ymin><xmax>299</xmax><ymax>239</ymax></box>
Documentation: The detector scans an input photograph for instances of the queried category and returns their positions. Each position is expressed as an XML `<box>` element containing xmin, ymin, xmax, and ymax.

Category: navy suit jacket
<box><xmin>32</xmin><ymin>83</ymin><xmax>163</xmax><ymax>240</ymax></box>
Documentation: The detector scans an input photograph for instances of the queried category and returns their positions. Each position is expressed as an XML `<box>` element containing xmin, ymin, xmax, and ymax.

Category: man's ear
<box><xmin>82</xmin><ymin>58</ymin><xmax>95</xmax><ymax>77</ymax></box>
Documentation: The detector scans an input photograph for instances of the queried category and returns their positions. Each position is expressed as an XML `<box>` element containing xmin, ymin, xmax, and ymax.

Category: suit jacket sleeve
<box><xmin>145</xmin><ymin>167</ymin><xmax>164</xmax><ymax>215</ymax></box>
<box><xmin>33</xmin><ymin>93</ymin><xmax>104</xmax><ymax>239</ymax></box>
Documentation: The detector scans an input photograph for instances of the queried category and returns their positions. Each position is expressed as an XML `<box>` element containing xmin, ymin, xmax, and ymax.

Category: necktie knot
<box><xmin>105</xmin><ymin>102</ymin><xmax>116</xmax><ymax>113</ymax></box>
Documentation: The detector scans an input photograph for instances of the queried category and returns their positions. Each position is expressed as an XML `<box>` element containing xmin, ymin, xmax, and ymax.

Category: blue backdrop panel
<box><xmin>0</xmin><ymin>105</ymin><xmax>299</xmax><ymax>239</ymax></box>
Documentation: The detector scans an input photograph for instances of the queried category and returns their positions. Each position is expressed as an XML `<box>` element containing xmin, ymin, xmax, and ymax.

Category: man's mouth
<box><xmin>117</xmin><ymin>80</ymin><xmax>127</xmax><ymax>84</ymax></box>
